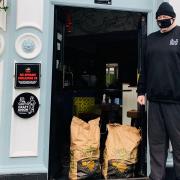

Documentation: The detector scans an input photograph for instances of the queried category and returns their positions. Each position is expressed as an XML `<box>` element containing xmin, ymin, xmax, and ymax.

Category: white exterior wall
<box><xmin>169</xmin><ymin>0</ymin><xmax>180</xmax><ymax>25</ymax></box>
<box><xmin>0</xmin><ymin>0</ymin><xmax>50</xmax><ymax>174</ymax></box>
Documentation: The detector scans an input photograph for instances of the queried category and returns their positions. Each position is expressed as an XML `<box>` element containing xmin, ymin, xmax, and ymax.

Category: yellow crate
<box><xmin>73</xmin><ymin>97</ymin><xmax>95</xmax><ymax>115</ymax></box>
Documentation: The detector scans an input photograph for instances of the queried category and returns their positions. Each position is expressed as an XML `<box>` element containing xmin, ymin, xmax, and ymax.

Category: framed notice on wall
<box><xmin>15</xmin><ymin>63</ymin><xmax>41</xmax><ymax>89</ymax></box>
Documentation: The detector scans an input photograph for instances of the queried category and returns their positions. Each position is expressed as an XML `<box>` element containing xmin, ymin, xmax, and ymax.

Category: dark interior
<box><xmin>48</xmin><ymin>6</ymin><xmax>147</xmax><ymax>180</ymax></box>
<box><xmin>65</xmin><ymin>30</ymin><xmax>138</xmax><ymax>89</ymax></box>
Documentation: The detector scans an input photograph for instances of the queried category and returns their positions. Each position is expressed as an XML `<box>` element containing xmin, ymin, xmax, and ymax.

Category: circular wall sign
<box><xmin>13</xmin><ymin>93</ymin><xmax>39</xmax><ymax>118</ymax></box>
<box><xmin>15</xmin><ymin>33</ymin><xmax>42</xmax><ymax>59</ymax></box>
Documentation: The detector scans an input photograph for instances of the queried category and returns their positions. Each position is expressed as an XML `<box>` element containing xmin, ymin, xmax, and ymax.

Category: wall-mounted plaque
<box><xmin>15</xmin><ymin>33</ymin><xmax>42</xmax><ymax>59</ymax></box>
<box><xmin>15</xmin><ymin>63</ymin><xmax>40</xmax><ymax>88</ymax></box>
<box><xmin>95</xmin><ymin>0</ymin><xmax>111</xmax><ymax>5</ymax></box>
<box><xmin>13</xmin><ymin>93</ymin><xmax>39</xmax><ymax>119</ymax></box>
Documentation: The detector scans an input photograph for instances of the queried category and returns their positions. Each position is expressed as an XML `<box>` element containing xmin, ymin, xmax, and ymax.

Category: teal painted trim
<box><xmin>147</xmin><ymin>12</ymin><xmax>154</xmax><ymax>34</ymax></box>
<box><xmin>0</xmin><ymin>60</ymin><xmax>4</xmax><ymax>129</ymax></box>
<box><xmin>40</xmin><ymin>1</ymin><xmax>54</xmax><ymax>168</ymax></box>
<box><xmin>0</xmin><ymin>0</ymin><xmax>17</xmax><ymax>168</ymax></box>
<box><xmin>0</xmin><ymin>164</ymin><xmax>47</xmax><ymax>174</ymax></box>
<box><xmin>50</xmin><ymin>0</ymin><xmax>153</xmax><ymax>12</ymax></box>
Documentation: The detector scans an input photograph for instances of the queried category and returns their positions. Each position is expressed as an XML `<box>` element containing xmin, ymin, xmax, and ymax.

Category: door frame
<box><xmin>47</xmin><ymin>0</ymin><xmax>154</xmax><ymax>177</ymax></box>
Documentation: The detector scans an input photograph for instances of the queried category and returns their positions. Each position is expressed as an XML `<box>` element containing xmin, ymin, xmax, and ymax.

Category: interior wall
<box><xmin>122</xmin><ymin>84</ymin><xmax>137</xmax><ymax>125</ymax></box>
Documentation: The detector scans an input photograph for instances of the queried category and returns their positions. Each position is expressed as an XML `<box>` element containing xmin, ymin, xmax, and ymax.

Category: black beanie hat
<box><xmin>156</xmin><ymin>2</ymin><xmax>176</xmax><ymax>19</ymax></box>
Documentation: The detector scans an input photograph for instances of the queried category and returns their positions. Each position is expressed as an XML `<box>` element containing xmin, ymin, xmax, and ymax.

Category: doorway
<box><xmin>48</xmin><ymin>5</ymin><xmax>147</xmax><ymax>179</ymax></box>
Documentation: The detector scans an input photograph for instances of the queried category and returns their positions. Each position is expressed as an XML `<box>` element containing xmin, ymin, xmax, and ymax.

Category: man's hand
<box><xmin>137</xmin><ymin>95</ymin><xmax>146</xmax><ymax>105</ymax></box>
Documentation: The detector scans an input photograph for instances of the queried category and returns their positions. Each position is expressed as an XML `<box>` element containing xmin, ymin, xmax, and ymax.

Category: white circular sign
<box><xmin>0</xmin><ymin>34</ymin><xmax>5</xmax><ymax>56</ymax></box>
<box><xmin>15</xmin><ymin>33</ymin><xmax>42</xmax><ymax>59</ymax></box>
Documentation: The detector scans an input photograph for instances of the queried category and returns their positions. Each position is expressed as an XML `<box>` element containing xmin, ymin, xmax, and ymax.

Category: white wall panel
<box><xmin>16</xmin><ymin>0</ymin><xmax>43</xmax><ymax>31</ymax></box>
<box><xmin>0</xmin><ymin>0</ymin><xmax>7</xmax><ymax>31</ymax></box>
<box><xmin>10</xmin><ymin>87</ymin><xmax>40</xmax><ymax>157</ymax></box>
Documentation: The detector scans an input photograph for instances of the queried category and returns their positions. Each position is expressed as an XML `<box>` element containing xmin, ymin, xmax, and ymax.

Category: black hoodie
<box><xmin>137</xmin><ymin>26</ymin><xmax>180</xmax><ymax>103</ymax></box>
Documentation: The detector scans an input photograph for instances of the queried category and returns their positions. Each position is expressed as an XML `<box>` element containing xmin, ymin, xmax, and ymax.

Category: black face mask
<box><xmin>157</xmin><ymin>18</ymin><xmax>174</xmax><ymax>28</ymax></box>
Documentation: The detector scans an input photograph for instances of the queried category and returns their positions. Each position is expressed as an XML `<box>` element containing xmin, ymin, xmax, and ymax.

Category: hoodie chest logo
<box><xmin>169</xmin><ymin>39</ymin><xmax>179</xmax><ymax>46</ymax></box>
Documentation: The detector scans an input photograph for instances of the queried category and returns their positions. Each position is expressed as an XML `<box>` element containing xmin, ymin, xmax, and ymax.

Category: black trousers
<box><xmin>148</xmin><ymin>102</ymin><xmax>180</xmax><ymax>180</ymax></box>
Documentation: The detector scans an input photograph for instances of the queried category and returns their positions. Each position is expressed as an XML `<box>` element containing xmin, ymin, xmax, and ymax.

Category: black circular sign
<box><xmin>13</xmin><ymin>93</ymin><xmax>39</xmax><ymax>119</ymax></box>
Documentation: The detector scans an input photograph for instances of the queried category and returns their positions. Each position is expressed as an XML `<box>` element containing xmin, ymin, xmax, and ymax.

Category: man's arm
<box><xmin>137</xmin><ymin>43</ymin><xmax>147</xmax><ymax>105</ymax></box>
<box><xmin>137</xmin><ymin>63</ymin><xmax>146</xmax><ymax>96</ymax></box>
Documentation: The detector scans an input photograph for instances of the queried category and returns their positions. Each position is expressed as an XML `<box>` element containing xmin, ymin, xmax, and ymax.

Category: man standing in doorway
<box><xmin>137</xmin><ymin>2</ymin><xmax>180</xmax><ymax>180</ymax></box>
